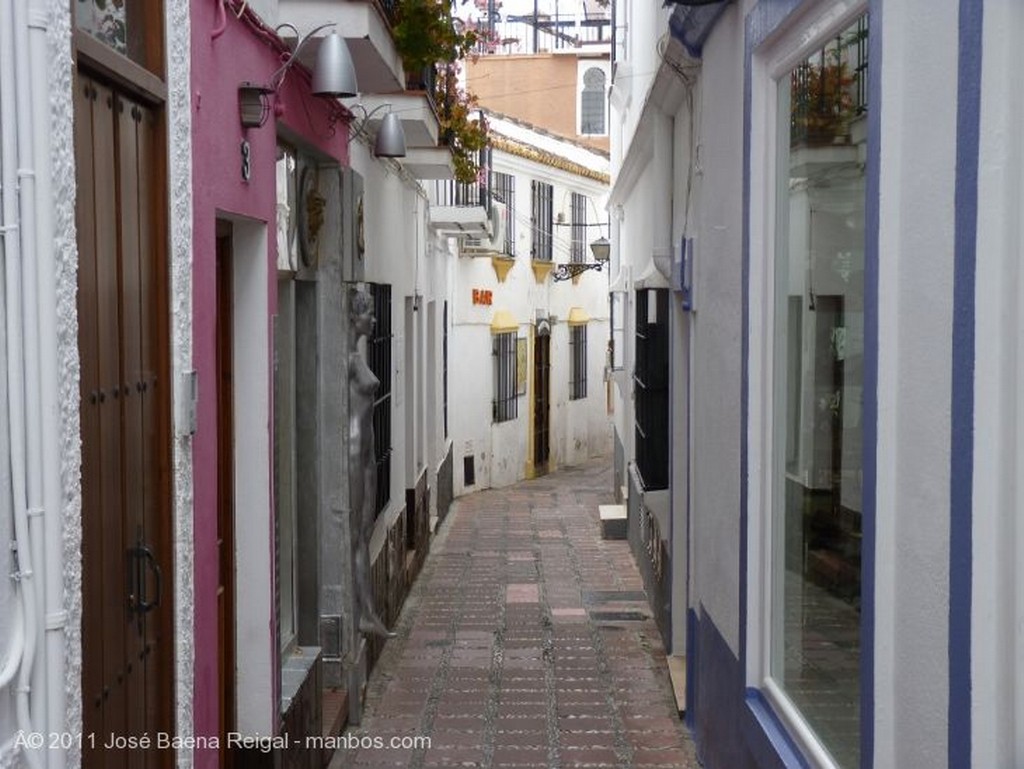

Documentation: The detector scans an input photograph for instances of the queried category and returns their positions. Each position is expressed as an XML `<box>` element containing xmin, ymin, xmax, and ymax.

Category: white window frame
<box><xmin>745</xmin><ymin>2</ymin><xmax>868</xmax><ymax>767</ymax></box>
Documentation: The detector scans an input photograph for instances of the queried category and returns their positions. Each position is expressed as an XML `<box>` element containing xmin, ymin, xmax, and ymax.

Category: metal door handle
<box><xmin>134</xmin><ymin>544</ymin><xmax>162</xmax><ymax>613</ymax></box>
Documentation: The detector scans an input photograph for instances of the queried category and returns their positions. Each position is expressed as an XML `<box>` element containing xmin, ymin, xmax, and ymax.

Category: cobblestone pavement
<box><xmin>332</xmin><ymin>457</ymin><xmax>701</xmax><ymax>768</ymax></box>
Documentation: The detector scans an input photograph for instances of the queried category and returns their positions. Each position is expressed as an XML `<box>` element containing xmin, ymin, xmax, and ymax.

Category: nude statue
<box><xmin>348</xmin><ymin>285</ymin><xmax>396</xmax><ymax>639</ymax></box>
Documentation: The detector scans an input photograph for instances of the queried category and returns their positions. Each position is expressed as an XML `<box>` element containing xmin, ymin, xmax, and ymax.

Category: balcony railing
<box><xmin>432</xmin><ymin>146</ymin><xmax>492</xmax><ymax>216</ymax></box>
<box><xmin>474</xmin><ymin>12</ymin><xmax>611</xmax><ymax>55</ymax></box>
<box><xmin>405</xmin><ymin>63</ymin><xmax>438</xmax><ymax>113</ymax></box>
<box><xmin>790</xmin><ymin>16</ymin><xmax>868</xmax><ymax>148</ymax></box>
<box><xmin>375</xmin><ymin>0</ymin><xmax>399</xmax><ymax>27</ymax></box>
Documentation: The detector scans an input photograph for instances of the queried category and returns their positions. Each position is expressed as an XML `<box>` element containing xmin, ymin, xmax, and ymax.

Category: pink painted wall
<box><xmin>190</xmin><ymin>1</ymin><xmax>348</xmax><ymax>765</ymax></box>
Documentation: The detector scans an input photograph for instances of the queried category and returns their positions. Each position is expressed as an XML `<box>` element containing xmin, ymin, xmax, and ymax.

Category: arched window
<box><xmin>580</xmin><ymin>67</ymin><xmax>607</xmax><ymax>135</ymax></box>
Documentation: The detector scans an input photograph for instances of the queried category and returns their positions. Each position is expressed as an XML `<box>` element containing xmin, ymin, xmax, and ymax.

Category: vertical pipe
<box><xmin>0</xmin><ymin>0</ymin><xmax>42</xmax><ymax>766</ymax></box>
<box><xmin>10</xmin><ymin>0</ymin><xmax>47</xmax><ymax>759</ymax></box>
<box><xmin>26</xmin><ymin>1</ymin><xmax>68</xmax><ymax>765</ymax></box>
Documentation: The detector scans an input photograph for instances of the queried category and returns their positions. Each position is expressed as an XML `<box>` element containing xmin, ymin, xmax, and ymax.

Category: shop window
<box><xmin>570</xmin><ymin>325</ymin><xmax>588</xmax><ymax>400</ymax></box>
<box><xmin>493</xmin><ymin>331</ymin><xmax>518</xmax><ymax>423</ymax></box>
<box><xmin>769</xmin><ymin>12</ymin><xmax>869</xmax><ymax>769</ymax></box>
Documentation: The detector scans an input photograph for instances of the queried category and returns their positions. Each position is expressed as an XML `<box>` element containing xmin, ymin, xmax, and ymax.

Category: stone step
<box><xmin>666</xmin><ymin>655</ymin><xmax>687</xmax><ymax>718</ymax></box>
<box><xmin>599</xmin><ymin>504</ymin><xmax>627</xmax><ymax>539</ymax></box>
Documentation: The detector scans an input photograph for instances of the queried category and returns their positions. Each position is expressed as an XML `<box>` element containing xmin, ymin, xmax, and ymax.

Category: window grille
<box><xmin>634</xmin><ymin>289</ymin><xmax>668</xmax><ymax>490</ymax></box>
<box><xmin>492</xmin><ymin>331</ymin><xmax>518</xmax><ymax>423</ymax></box>
<box><xmin>570</xmin><ymin>325</ymin><xmax>588</xmax><ymax>400</ymax></box>
<box><xmin>571</xmin><ymin>192</ymin><xmax>587</xmax><ymax>263</ymax></box>
<box><xmin>580</xmin><ymin>67</ymin><xmax>607</xmax><ymax>135</ymax></box>
<box><xmin>531</xmin><ymin>181</ymin><xmax>553</xmax><ymax>261</ymax></box>
<box><xmin>368</xmin><ymin>283</ymin><xmax>393</xmax><ymax>517</ymax></box>
<box><xmin>609</xmin><ymin>291</ymin><xmax>626</xmax><ymax>370</ymax></box>
<box><xmin>443</xmin><ymin>301</ymin><xmax>449</xmax><ymax>439</ymax></box>
<box><xmin>493</xmin><ymin>171</ymin><xmax>516</xmax><ymax>256</ymax></box>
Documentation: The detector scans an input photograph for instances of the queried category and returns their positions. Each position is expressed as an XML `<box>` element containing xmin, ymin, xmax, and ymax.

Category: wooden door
<box><xmin>75</xmin><ymin>71</ymin><xmax>172</xmax><ymax>769</ymax></box>
<box><xmin>533</xmin><ymin>334</ymin><xmax>550</xmax><ymax>471</ymax></box>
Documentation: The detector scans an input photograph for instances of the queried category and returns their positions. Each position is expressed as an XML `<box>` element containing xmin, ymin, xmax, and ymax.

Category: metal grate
<box><xmin>531</xmin><ymin>180</ymin><xmax>553</xmax><ymax>261</ymax></box>
<box><xmin>493</xmin><ymin>171</ymin><xmax>516</xmax><ymax>256</ymax></box>
<box><xmin>580</xmin><ymin>67</ymin><xmax>607</xmax><ymax>135</ymax></box>
<box><xmin>634</xmin><ymin>289</ymin><xmax>668</xmax><ymax>491</ymax></box>
<box><xmin>570</xmin><ymin>192</ymin><xmax>587</xmax><ymax>263</ymax></box>
<box><xmin>569</xmin><ymin>324</ymin><xmax>588</xmax><ymax>400</ymax></box>
<box><xmin>443</xmin><ymin>301</ymin><xmax>449</xmax><ymax>439</ymax></box>
<box><xmin>492</xmin><ymin>331</ymin><xmax>518</xmax><ymax>423</ymax></box>
<box><xmin>369</xmin><ymin>283</ymin><xmax>393</xmax><ymax>517</ymax></box>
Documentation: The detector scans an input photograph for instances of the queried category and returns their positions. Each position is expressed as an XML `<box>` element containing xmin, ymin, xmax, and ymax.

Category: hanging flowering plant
<box><xmin>392</xmin><ymin>0</ymin><xmax>490</xmax><ymax>183</ymax></box>
<box><xmin>435</xmin><ymin>65</ymin><xmax>489</xmax><ymax>184</ymax></box>
<box><xmin>790</xmin><ymin>27</ymin><xmax>867</xmax><ymax>147</ymax></box>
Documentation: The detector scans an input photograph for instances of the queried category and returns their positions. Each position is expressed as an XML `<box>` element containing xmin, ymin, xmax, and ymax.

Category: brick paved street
<box><xmin>331</xmin><ymin>457</ymin><xmax>701</xmax><ymax>768</ymax></box>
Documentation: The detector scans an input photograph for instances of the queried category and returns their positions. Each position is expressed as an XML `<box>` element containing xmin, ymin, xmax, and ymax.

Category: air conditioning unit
<box><xmin>462</xmin><ymin>202</ymin><xmax>507</xmax><ymax>256</ymax></box>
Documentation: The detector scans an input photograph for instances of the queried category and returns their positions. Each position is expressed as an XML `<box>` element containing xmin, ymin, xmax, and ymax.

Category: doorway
<box><xmin>533</xmin><ymin>333</ymin><xmax>550</xmax><ymax>473</ymax></box>
<box><xmin>75</xmin><ymin>71</ymin><xmax>173</xmax><ymax>767</ymax></box>
<box><xmin>215</xmin><ymin>227</ymin><xmax>237</xmax><ymax>767</ymax></box>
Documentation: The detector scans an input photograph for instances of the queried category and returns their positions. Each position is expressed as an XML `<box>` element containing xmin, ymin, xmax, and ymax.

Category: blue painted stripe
<box><xmin>950</xmin><ymin>0</ymin><xmax>983</xmax><ymax>766</ymax></box>
<box><xmin>745</xmin><ymin>689</ymin><xmax>812</xmax><ymax>769</ymax></box>
<box><xmin>668</xmin><ymin>2</ymin><xmax>733</xmax><ymax>59</ymax></box>
<box><xmin>686</xmin><ymin>607</ymin><xmax>697</xmax><ymax>729</ymax></box>
<box><xmin>859</xmin><ymin>3</ymin><xmax>883</xmax><ymax>767</ymax></box>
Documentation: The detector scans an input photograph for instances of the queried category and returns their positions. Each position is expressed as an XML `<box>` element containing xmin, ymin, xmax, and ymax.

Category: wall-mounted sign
<box><xmin>472</xmin><ymin>289</ymin><xmax>493</xmax><ymax>306</ymax></box>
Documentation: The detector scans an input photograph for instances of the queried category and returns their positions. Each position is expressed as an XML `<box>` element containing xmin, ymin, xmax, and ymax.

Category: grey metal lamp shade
<box><xmin>312</xmin><ymin>32</ymin><xmax>358</xmax><ymax>98</ymax></box>
<box><xmin>590</xmin><ymin>236</ymin><xmax>611</xmax><ymax>263</ymax></box>
<box><xmin>374</xmin><ymin>112</ymin><xmax>407</xmax><ymax>158</ymax></box>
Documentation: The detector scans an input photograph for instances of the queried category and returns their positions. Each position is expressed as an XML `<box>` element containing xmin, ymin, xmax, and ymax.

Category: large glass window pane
<box><xmin>772</xmin><ymin>14</ymin><xmax>868</xmax><ymax>769</ymax></box>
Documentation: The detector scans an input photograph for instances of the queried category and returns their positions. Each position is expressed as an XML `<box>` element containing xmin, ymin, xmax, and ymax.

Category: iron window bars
<box><xmin>531</xmin><ymin>180</ymin><xmax>553</xmax><ymax>261</ymax></box>
<box><xmin>369</xmin><ymin>282</ymin><xmax>393</xmax><ymax>518</ymax></box>
<box><xmin>570</xmin><ymin>324</ymin><xmax>588</xmax><ymax>400</ymax></box>
<box><xmin>493</xmin><ymin>331</ymin><xmax>518</xmax><ymax>423</ymax></box>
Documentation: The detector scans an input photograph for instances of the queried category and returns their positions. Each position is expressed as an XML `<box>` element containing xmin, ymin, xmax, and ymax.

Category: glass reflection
<box><xmin>773</xmin><ymin>14</ymin><xmax>868</xmax><ymax>769</ymax></box>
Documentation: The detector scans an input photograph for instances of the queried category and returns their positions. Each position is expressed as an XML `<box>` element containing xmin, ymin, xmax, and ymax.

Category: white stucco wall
<box><xmin>685</xmin><ymin>3</ymin><xmax>745</xmax><ymax>655</ymax></box>
<box><xmin>166</xmin><ymin>0</ymin><xmax>195</xmax><ymax>758</ymax></box>
<box><xmin>870</xmin><ymin>4</ymin><xmax>957</xmax><ymax>766</ymax></box>
<box><xmin>972</xmin><ymin>4</ymin><xmax>1024</xmax><ymax>762</ymax></box>
<box><xmin>353</xmin><ymin>145</ymin><xmax>451</xmax><ymax>552</ymax></box>
<box><xmin>449</xmin><ymin>128</ymin><xmax>611</xmax><ymax>497</ymax></box>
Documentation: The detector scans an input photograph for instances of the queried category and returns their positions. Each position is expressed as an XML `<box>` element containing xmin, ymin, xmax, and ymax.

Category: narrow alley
<box><xmin>333</xmin><ymin>458</ymin><xmax>699</xmax><ymax>769</ymax></box>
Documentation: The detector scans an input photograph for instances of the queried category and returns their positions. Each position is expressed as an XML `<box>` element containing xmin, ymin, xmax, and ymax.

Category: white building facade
<box><xmin>611</xmin><ymin>0</ymin><xmax>1024</xmax><ymax>768</ymax></box>
<box><xmin>449</xmin><ymin>112</ymin><xmax>612</xmax><ymax>495</ymax></box>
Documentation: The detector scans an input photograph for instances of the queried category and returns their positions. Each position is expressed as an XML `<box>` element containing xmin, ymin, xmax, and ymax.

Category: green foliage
<box><xmin>392</xmin><ymin>0</ymin><xmax>479</xmax><ymax>73</ymax></box>
<box><xmin>436</xmin><ymin>67</ymin><xmax>489</xmax><ymax>184</ymax></box>
<box><xmin>392</xmin><ymin>0</ymin><xmax>489</xmax><ymax>184</ymax></box>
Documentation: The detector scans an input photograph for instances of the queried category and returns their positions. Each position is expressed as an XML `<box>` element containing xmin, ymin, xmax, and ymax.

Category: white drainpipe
<box><xmin>25</xmin><ymin>3</ymin><xmax>68</xmax><ymax>766</ymax></box>
<box><xmin>1</xmin><ymin>0</ymin><xmax>44</xmax><ymax>765</ymax></box>
<box><xmin>0</xmin><ymin>46</ymin><xmax>43</xmax><ymax>769</ymax></box>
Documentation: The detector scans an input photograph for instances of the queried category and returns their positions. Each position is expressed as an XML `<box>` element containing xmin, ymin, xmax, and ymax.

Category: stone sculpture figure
<box><xmin>348</xmin><ymin>285</ymin><xmax>396</xmax><ymax>638</ymax></box>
